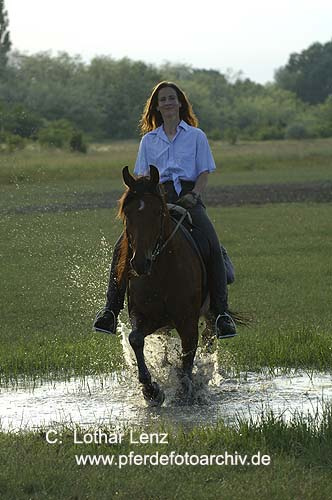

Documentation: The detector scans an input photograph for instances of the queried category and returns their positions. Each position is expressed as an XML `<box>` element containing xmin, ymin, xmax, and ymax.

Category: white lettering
<box><xmin>45</xmin><ymin>429</ymin><xmax>58</xmax><ymax>444</ymax></box>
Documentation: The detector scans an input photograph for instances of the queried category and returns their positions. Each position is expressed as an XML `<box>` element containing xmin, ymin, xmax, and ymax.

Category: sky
<box><xmin>5</xmin><ymin>0</ymin><xmax>332</xmax><ymax>84</ymax></box>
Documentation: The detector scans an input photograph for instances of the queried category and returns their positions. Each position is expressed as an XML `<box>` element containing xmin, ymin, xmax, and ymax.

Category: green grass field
<box><xmin>1</xmin><ymin>137</ymin><xmax>332</xmax><ymax>212</ymax></box>
<box><xmin>1</xmin><ymin>202</ymin><xmax>331</xmax><ymax>383</ymax></box>
<box><xmin>1</xmin><ymin>138</ymin><xmax>332</xmax><ymax>499</ymax></box>
<box><xmin>1</xmin><ymin>409</ymin><xmax>332</xmax><ymax>500</ymax></box>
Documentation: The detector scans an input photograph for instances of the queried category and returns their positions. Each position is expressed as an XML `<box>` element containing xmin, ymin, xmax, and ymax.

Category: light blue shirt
<box><xmin>134</xmin><ymin>120</ymin><xmax>216</xmax><ymax>194</ymax></box>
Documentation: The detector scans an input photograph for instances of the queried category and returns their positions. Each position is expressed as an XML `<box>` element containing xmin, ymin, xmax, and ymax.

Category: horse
<box><xmin>117</xmin><ymin>165</ymin><xmax>215</xmax><ymax>405</ymax></box>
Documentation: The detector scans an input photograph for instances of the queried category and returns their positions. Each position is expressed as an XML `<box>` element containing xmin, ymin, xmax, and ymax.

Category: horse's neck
<box><xmin>163</xmin><ymin>215</ymin><xmax>183</xmax><ymax>254</ymax></box>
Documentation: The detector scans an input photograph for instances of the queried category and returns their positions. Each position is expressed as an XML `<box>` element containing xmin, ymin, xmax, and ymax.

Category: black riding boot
<box><xmin>93</xmin><ymin>234</ymin><xmax>127</xmax><ymax>335</ymax></box>
<box><xmin>188</xmin><ymin>202</ymin><xmax>237</xmax><ymax>339</ymax></box>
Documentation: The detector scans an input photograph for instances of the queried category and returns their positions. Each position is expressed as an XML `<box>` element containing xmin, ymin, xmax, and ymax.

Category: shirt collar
<box><xmin>153</xmin><ymin>120</ymin><xmax>189</xmax><ymax>140</ymax></box>
<box><xmin>178</xmin><ymin>120</ymin><xmax>189</xmax><ymax>131</ymax></box>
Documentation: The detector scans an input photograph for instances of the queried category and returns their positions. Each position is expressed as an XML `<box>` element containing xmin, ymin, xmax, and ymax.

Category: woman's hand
<box><xmin>177</xmin><ymin>191</ymin><xmax>200</xmax><ymax>209</ymax></box>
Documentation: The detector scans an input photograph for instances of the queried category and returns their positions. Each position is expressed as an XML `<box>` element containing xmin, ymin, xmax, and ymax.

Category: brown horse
<box><xmin>117</xmin><ymin>165</ymin><xmax>212</xmax><ymax>405</ymax></box>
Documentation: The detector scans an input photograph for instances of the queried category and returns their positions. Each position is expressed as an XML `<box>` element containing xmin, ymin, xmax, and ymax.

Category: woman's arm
<box><xmin>177</xmin><ymin>171</ymin><xmax>209</xmax><ymax>209</ymax></box>
<box><xmin>134</xmin><ymin>136</ymin><xmax>149</xmax><ymax>176</ymax></box>
<box><xmin>192</xmin><ymin>171</ymin><xmax>209</xmax><ymax>196</ymax></box>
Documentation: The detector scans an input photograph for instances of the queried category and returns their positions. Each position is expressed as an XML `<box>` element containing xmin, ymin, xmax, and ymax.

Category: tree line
<box><xmin>0</xmin><ymin>1</ymin><xmax>332</xmax><ymax>150</ymax></box>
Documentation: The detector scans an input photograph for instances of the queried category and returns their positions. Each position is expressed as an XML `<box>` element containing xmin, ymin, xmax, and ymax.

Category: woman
<box><xmin>94</xmin><ymin>81</ymin><xmax>237</xmax><ymax>339</ymax></box>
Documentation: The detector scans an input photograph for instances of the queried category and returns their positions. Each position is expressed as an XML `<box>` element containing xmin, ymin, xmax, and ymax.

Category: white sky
<box><xmin>5</xmin><ymin>0</ymin><xmax>332</xmax><ymax>84</ymax></box>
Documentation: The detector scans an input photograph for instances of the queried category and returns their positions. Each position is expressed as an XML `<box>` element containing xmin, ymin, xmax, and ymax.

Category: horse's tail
<box><xmin>116</xmin><ymin>234</ymin><xmax>130</xmax><ymax>283</ymax></box>
<box><xmin>228</xmin><ymin>309</ymin><xmax>253</xmax><ymax>327</ymax></box>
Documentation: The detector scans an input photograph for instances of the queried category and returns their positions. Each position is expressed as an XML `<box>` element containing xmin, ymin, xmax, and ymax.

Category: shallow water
<box><xmin>1</xmin><ymin>369</ymin><xmax>332</xmax><ymax>432</ymax></box>
<box><xmin>1</xmin><ymin>323</ymin><xmax>331</xmax><ymax>431</ymax></box>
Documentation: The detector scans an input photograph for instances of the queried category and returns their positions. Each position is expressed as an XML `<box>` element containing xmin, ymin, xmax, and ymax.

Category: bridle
<box><xmin>151</xmin><ymin>209</ymin><xmax>188</xmax><ymax>261</ymax></box>
<box><xmin>125</xmin><ymin>192</ymin><xmax>188</xmax><ymax>264</ymax></box>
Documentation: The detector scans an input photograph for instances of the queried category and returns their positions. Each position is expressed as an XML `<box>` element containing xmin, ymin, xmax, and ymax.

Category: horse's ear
<box><xmin>149</xmin><ymin>165</ymin><xmax>159</xmax><ymax>186</ymax></box>
<box><xmin>122</xmin><ymin>166</ymin><xmax>136</xmax><ymax>191</ymax></box>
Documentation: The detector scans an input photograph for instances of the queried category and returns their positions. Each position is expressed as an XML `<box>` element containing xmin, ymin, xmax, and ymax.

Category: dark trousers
<box><xmin>163</xmin><ymin>181</ymin><xmax>229</xmax><ymax>313</ymax></box>
<box><xmin>105</xmin><ymin>181</ymin><xmax>232</xmax><ymax>315</ymax></box>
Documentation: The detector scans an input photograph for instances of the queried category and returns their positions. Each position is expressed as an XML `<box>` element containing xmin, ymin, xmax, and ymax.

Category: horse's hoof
<box><xmin>142</xmin><ymin>382</ymin><xmax>165</xmax><ymax>407</ymax></box>
<box><xmin>175</xmin><ymin>375</ymin><xmax>194</xmax><ymax>404</ymax></box>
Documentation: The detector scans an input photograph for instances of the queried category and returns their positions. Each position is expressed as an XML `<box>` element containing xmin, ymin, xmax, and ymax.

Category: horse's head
<box><xmin>120</xmin><ymin>165</ymin><xmax>167</xmax><ymax>276</ymax></box>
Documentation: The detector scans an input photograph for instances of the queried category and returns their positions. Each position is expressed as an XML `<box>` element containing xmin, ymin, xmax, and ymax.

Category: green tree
<box><xmin>0</xmin><ymin>0</ymin><xmax>11</xmax><ymax>71</ymax></box>
<box><xmin>0</xmin><ymin>102</ymin><xmax>42</xmax><ymax>138</ymax></box>
<box><xmin>1</xmin><ymin>47</ymin><xmax>331</xmax><ymax>141</ymax></box>
<box><xmin>38</xmin><ymin>119</ymin><xmax>75</xmax><ymax>148</ymax></box>
<box><xmin>88</xmin><ymin>56</ymin><xmax>161</xmax><ymax>138</ymax></box>
<box><xmin>5</xmin><ymin>51</ymin><xmax>103</xmax><ymax>136</ymax></box>
<box><xmin>275</xmin><ymin>39</ymin><xmax>332</xmax><ymax>104</ymax></box>
<box><xmin>233</xmin><ymin>86</ymin><xmax>303</xmax><ymax>139</ymax></box>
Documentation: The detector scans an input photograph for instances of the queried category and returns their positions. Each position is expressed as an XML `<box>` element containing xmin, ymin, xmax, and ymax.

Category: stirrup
<box><xmin>93</xmin><ymin>308</ymin><xmax>117</xmax><ymax>335</ymax></box>
<box><xmin>215</xmin><ymin>312</ymin><xmax>237</xmax><ymax>339</ymax></box>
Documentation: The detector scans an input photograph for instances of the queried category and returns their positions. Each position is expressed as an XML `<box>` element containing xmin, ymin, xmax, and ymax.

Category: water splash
<box><xmin>67</xmin><ymin>235</ymin><xmax>113</xmax><ymax>314</ymax></box>
<box><xmin>2</xmin><ymin>295</ymin><xmax>332</xmax><ymax>431</ymax></box>
<box><xmin>119</xmin><ymin>320</ymin><xmax>222</xmax><ymax>404</ymax></box>
<box><xmin>1</xmin><ymin>365</ymin><xmax>332</xmax><ymax>432</ymax></box>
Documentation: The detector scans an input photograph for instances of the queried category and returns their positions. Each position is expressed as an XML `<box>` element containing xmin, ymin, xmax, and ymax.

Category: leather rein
<box><xmin>151</xmin><ymin>208</ymin><xmax>188</xmax><ymax>261</ymax></box>
<box><xmin>125</xmin><ymin>192</ymin><xmax>188</xmax><ymax>263</ymax></box>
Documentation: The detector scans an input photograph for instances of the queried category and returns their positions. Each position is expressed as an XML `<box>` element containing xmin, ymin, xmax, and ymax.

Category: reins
<box><xmin>122</xmin><ymin>185</ymin><xmax>189</xmax><ymax>267</ymax></box>
<box><xmin>151</xmin><ymin>209</ymin><xmax>188</xmax><ymax>261</ymax></box>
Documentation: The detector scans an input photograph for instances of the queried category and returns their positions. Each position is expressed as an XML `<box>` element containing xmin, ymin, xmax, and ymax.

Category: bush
<box><xmin>38</xmin><ymin>128</ymin><xmax>66</xmax><ymax>148</ymax></box>
<box><xmin>38</xmin><ymin>120</ymin><xmax>88</xmax><ymax>151</ymax></box>
<box><xmin>38</xmin><ymin>120</ymin><xmax>72</xmax><ymax>148</ymax></box>
<box><xmin>224</xmin><ymin>128</ymin><xmax>238</xmax><ymax>145</ymax></box>
<box><xmin>208</xmin><ymin>128</ymin><xmax>223</xmax><ymax>141</ymax></box>
<box><xmin>0</xmin><ymin>102</ymin><xmax>42</xmax><ymax>140</ymax></box>
<box><xmin>69</xmin><ymin>132</ymin><xmax>87</xmax><ymax>153</ymax></box>
<box><xmin>314</xmin><ymin>124</ymin><xmax>332</xmax><ymax>138</ymax></box>
<box><xmin>3</xmin><ymin>133</ymin><xmax>25</xmax><ymax>152</ymax></box>
<box><xmin>256</xmin><ymin>126</ymin><xmax>284</xmax><ymax>141</ymax></box>
<box><xmin>9</xmin><ymin>106</ymin><xmax>42</xmax><ymax>139</ymax></box>
<box><xmin>284</xmin><ymin>122</ymin><xmax>310</xmax><ymax>140</ymax></box>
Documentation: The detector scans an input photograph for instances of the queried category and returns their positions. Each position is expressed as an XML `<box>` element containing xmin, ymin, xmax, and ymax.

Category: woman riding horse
<box><xmin>94</xmin><ymin>81</ymin><xmax>237</xmax><ymax>339</ymax></box>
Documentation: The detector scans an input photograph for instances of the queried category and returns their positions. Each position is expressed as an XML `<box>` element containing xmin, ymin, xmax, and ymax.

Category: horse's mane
<box><xmin>116</xmin><ymin>179</ymin><xmax>169</xmax><ymax>283</ymax></box>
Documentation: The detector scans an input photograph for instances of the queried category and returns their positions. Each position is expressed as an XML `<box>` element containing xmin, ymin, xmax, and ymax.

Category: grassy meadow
<box><xmin>1</xmin><ymin>138</ymin><xmax>332</xmax><ymax>499</ymax></box>
<box><xmin>1</xmin><ymin>409</ymin><xmax>332</xmax><ymax>500</ymax></box>
<box><xmin>1</xmin><ymin>137</ymin><xmax>332</xmax><ymax>212</ymax></box>
<box><xmin>1</xmin><ymin>203</ymin><xmax>332</xmax><ymax>383</ymax></box>
<box><xmin>1</xmin><ymin>138</ymin><xmax>332</xmax><ymax>382</ymax></box>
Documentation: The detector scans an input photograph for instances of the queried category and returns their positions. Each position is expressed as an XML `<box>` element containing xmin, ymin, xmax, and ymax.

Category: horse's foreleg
<box><xmin>128</xmin><ymin>329</ymin><xmax>165</xmax><ymax>405</ymax></box>
<box><xmin>128</xmin><ymin>329</ymin><xmax>151</xmax><ymax>385</ymax></box>
<box><xmin>181</xmin><ymin>334</ymin><xmax>198</xmax><ymax>380</ymax></box>
<box><xmin>177</xmin><ymin>324</ymin><xmax>199</xmax><ymax>401</ymax></box>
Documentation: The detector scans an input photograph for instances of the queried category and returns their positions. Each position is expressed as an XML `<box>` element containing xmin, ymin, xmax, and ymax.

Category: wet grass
<box><xmin>1</xmin><ymin>141</ymin><xmax>332</xmax><ymax>498</ymax></box>
<box><xmin>212</xmin><ymin>203</ymin><xmax>332</xmax><ymax>375</ymax></box>
<box><xmin>0</xmin><ymin>407</ymin><xmax>332</xmax><ymax>499</ymax></box>
<box><xmin>1</xmin><ymin>202</ymin><xmax>331</xmax><ymax>384</ymax></box>
<box><xmin>0</xmin><ymin>208</ymin><xmax>124</xmax><ymax>384</ymax></box>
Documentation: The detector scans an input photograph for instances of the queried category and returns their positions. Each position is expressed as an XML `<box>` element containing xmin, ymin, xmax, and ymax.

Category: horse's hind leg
<box><xmin>128</xmin><ymin>329</ymin><xmax>165</xmax><ymax>406</ymax></box>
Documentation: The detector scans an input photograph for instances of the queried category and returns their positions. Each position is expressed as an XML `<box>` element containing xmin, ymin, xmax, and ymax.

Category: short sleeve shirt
<box><xmin>134</xmin><ymin>120</ymin><xmax>216</xmax><ymax>194</ymax></box>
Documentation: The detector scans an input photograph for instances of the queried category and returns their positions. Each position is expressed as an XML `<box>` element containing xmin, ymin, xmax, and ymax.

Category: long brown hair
<box><xmin>139</xmin><ymin>81</ymin><xmax>199</xmax><ymax>135</ymax></box>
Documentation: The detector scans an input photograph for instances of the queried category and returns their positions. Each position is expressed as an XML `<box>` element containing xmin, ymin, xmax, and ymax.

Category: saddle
<box><xmin>167</xmin><ymin>204</ymin><xmax>209</xmax><ymax>304</ymax></box>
